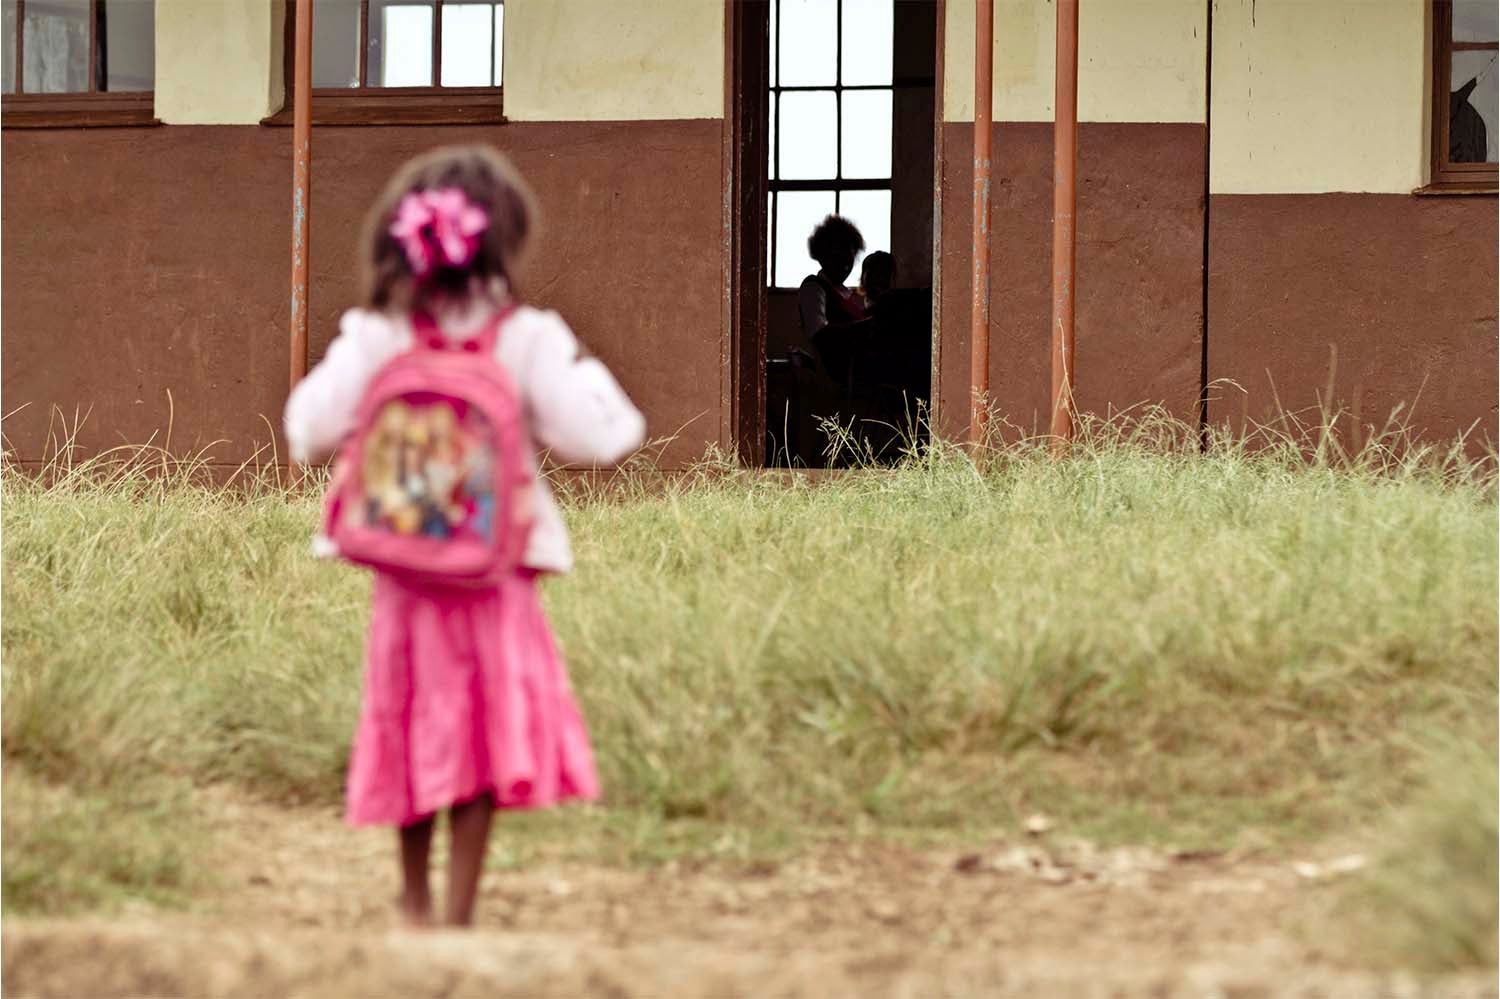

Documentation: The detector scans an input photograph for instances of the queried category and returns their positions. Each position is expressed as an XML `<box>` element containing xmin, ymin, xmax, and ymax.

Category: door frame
<box><xmin>723</xmin><ymin>0</ymin><xmax>947</xmax><ymax>463</ymax></box>
<box><xmin>930</xmin><ymin>0</ymin><xmax>945</xmax><ymax>433</ymax></box>
<box><xmin>722</xmin><ymin>0</ymin><xmax>771</xmax><ymax>465</ymax></box>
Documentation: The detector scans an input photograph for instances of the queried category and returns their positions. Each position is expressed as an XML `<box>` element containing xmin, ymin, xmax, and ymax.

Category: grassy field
<box><xmin>3</xmin><ymin>415</ymin><xmax>1496</xmax><ymax>967</ymax></box>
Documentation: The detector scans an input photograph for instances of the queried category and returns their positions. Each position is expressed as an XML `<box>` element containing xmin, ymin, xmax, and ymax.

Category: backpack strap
<box><xmin>412</xmin><ymin>302</ymin><xmax>522</xmax><ymax>355</ymax></box>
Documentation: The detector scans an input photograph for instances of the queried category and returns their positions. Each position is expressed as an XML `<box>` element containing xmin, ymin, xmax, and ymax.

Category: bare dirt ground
<box><xmin>5</xmin><ymin>790</ymin><xmax>1495</xmax><ymax>998</ymax></box>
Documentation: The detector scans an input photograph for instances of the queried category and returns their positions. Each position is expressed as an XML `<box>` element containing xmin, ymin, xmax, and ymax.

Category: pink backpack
<box><xmin>318</xmin><ymin>306</ymin><xmax>535</xmax><ymax>587</ymax></box>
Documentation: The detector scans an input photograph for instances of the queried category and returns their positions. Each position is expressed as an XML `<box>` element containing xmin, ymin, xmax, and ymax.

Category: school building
<box><xmin>3</xmin><ymin>1</ymin><xmax>1495</xmax><ymax>470</ymax></box>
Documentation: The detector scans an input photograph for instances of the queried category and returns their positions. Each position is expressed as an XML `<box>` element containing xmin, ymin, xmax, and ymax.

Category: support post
<box><xmin>969</xmin><ymin>0</ymin><xmax>994</xmax><ymax>445</ymax></box>
<box><xmin>1050</xmin><ymin>0</ymin><xmax>1079</xmax><ymax>455</ymax></box>
<box><xmin>1198</xmin><ymin>0</ymin><xmax>1213</xmax><ymax>450</ymax></box>
<box><xmin>290</xmin><ymin>0</ymin><xmax>312</xmax><ymax>395</ymax></box>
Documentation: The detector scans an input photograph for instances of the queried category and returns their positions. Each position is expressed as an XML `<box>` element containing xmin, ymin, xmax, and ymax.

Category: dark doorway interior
<box><xmin>756</xmin><ymin>0</ymin><xmax>937</xmax><ymax>467</ymax></box>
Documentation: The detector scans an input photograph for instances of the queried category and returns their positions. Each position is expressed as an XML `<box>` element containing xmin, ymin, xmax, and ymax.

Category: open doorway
<box><xmin>730</xmin><ymin>0</ymin><xmax>938</xmax><ymax>468</ymax></box>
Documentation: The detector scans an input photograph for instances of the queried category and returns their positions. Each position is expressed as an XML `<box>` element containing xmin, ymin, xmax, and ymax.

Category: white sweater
<box><xmin>283</xmin><ymin>305</ymin><xmax>645</xmax><ymax>574</ymax></box>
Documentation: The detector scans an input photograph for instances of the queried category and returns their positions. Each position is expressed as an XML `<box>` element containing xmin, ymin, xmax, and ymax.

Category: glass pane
<box><xmin>1451</xmin><ymin>51</ymin><xmax>1499</xmax><ymax>163</ymax></box>
<box><xmin>837</xmin><ymin>188</ymin><xmax>891</xmax><ymax>285</ymax></box>
<box><xmin>501</xmin><ymin>1</ymin><xmax>513</xmax><ymax>85</ymax></box>
<box><xmin>23</xmin><ymin>0</ymin><xmax>88</xmax><ymax>93</ymax></box>
<box><xmin>441</xmin><ymin>3</ymin><xmax>495</xmax><ymax>86</ymax></box>
<box><xmin>313</xmin><ymin>0</ymin><xmax>361</xmax><ymax>87</ymax></box>
<box><xmin>370</xmin><ymin>0</ymin><xmax>434</xmax><ymax>87</ymax></box>
<box><xmin>778</xmin><ymin>90</ymin><xmax>836</xmax><ymax>179</ymax></box>
<box><xmin>2</xmin><ymin>0</ymin><xmax>16</xmax><ymax>94</ymax></box>
<box><xmin>100</xmin><ymin>0</ymin><xmax>152</xmax><ymax>92</ymax></box>
<box><xmin>767</xmin><ymin>0</ymin><xmax>776</xmax><ymax>87</ymax></box>
<box><xmin>1454</xmin><ymin>0</ymin><xmax>1498</xmax><ymax>43</ymax></box>
<box><xmin>779</xmin><ymin>0</ymin><xmax>834</xmax><ymax>87</ymax></box>
<box><xmin>768</xmin><ymin>94</ymin><xmax>777</xmax><ymax>179</ymax></box>
<box><xmin>840</xmin><ymin>89</ymin><xmax>891</xmax><ymax>178</ymax></box>
<box><xmin>774</xmin><ymin>189</ymin><xmax>836</xmax><ymax>288</ymax></box>
<box><xmin>840</xmin><ymin>0</ymin><xmax>891</xmax><ymax>86</ymax></box>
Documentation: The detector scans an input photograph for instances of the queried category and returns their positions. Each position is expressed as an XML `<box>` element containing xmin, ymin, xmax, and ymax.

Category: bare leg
<box><xmin>398</xmin><ymin>816</ymin><xmax>435</xmax><ymax>927</ymax></box>
<box><xmin>445</xmin><ymin>793</ymin><xmax>495</xmax><ymax>926</ymax></box>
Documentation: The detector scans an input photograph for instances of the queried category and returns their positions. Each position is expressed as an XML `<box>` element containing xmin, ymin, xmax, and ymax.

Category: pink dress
<box><xmin>344</xmin><ymin>570</ymin><xmax>600</xmax><ymax>826</ymax></box>
<box><xmin>282</xmin><ymin>303</ymin><xmax>645</xmax><ymax>829</ymax></box>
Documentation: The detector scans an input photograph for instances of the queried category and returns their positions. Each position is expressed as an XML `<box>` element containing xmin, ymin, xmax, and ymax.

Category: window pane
<box><xmin>23</xmin><ymin>0</ymin><xmax>88</xmax><ymax>93</ymax></box>
<box><xmin>837</xmin><ymin>188</ymin><xmax>891</xmax><ymax>285</ymax></box>
<box><xmin>1451</xmin><ymin>51</ymin><xmax>1499</xmax><ymax>163</ymax></box>
<box><xmin>441</xmin><ymin>3</ymin><xmax>495</xmax><ymax>86</ymax></box>
<box><xmin>313</xmin><ymin>0</ymin><xmax>361</xmax><ymax>87</ymax></box>
<box><xmin>100</xmin><ymin>0</ymin><xmax>152</xmax><ymax>92</ymax></box>
<box><xmin>2</xmin><ymin>0</ymin><xmax>16</xmax><ymax>94</ymax></box>
<box><xmin>779</xmin><ymin>0</ymin><xmax>835</xmax><ymax>87</ymax></box>
<box><xmin>501</xmin><ymin>1</ymin><xmax>513</xmax><ymax>85</ymax></box>
<box><xmin>840</xmin><ymin>0</ymin><xmax>891</xmax><ymax>86</ymax></box>
<box><xmin>767</xmin><ymin>0</ymin><xmax>777</xmax><ymax>87</ymax></box>
<box><xmin>840</xmin><ymin>89</ymin><xmax>891</xmax><ymax>178</ymax></box>
<box><xmin>370</xmin><ymin>0</ymin><xmax>434</xmax><ymax>87</ymax></box>
<box><xmin>1454</xmin><ymin>1</ymin><xmax>1498</xmax><ymax>43</ymax></box>
<box><xmin>778</xmin><ymin>90</ymin><xmax>837</xmax><ymax>179</ymax></box>
<box><xmin>775</xmin><ymin>189</ymin><xmax>836</xmax><ymax>287</ymax></box>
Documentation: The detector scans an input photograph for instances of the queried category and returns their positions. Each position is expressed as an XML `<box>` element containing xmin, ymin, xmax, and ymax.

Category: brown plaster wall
<box><xmin>936</xmin><ymin>124</ymin><xmax>1497</xmax><ymax>449</ymax></box>
<box><xmin>938</xmin><ymin>121</ymin><xmax>1208</xmax><ymax>439</ymax></box>
<box><xmin>2</xmin><ymin>119</ymin><xmax>723</xmax><ymax>468</ymax></box>
<box><xmin>1206</xmin><ymin>195</ymin><xmax>1499</xmax><ymax>447</ymax></box>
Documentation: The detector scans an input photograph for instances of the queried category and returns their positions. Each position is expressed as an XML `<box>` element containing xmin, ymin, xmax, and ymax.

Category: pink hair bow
<box><xmin>389</xmin><ymin>187</ymin><xmax>489</xmax><ymax>277</ymax></box>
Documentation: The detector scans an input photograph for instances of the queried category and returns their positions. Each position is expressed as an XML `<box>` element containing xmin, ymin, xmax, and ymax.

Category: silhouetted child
<box><xmin>798</xmin><ymin>215</ymin><xmax>871</xmax><ymax>387</ymax></box>
<box><xmin>858</xmin><ymin>250</ymin><xmax>895</xmax><ymax>311</ymax></box>
<box><xmin>284</xmin><ymin>145</ymin><xmax>644</xmax><ymax>928</ymax></box>
<box><xmin>798</xmin><ymin>214</ymin><xmax>867</xmax><ymax>338</ymax></box>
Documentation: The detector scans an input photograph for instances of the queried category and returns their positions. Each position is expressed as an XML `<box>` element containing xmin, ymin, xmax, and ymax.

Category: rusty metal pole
<box><xmin>969</xmin><ymin>0</ymin><xmax>994</xmax><ymax>445</ymax></box>
<box><xmin>1049</xmin><ymin>0</ymin><xmax>1079</xmax><ymax>456</ymax></box>
<box><xmin>290</xmin><ymin>0</ymin><xmax>312</xmax><ymax>394</ymax></box>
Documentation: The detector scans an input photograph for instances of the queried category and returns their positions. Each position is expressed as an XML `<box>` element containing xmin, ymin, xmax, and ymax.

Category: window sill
<box><xmin>262</xmin><ymin>88</ymin><xmax>505</xmax><ymax>127</ymax></box>
<box><xmin>1413</xmin><ymin>182</ymin><xmax>1498</xmax><ymax>196</ymax></box>
<box><xmin>2</xmin><ymin>93</ymin><xmax>158</xmax><ymax>129</ymax></box>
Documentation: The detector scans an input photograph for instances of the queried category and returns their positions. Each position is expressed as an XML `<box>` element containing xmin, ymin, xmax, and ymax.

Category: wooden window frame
<box><xmin>2</xmin><ymin>0</ymin><xmax>157</xmax><ymax>129</ymax></box>
<box><xmin>1427</xmin><ymin>0</ymin><xmax>1497</xmax><ymax>193</ymax></box>
<box><xmin>767</xmin><ymin>0</ymin><xmax>901</xmax><ymax>288</ymax></box>
<box><xmin>262</xmin><ymin>0</ymin><xmax>504</xmax><ymax>127</ymax></box>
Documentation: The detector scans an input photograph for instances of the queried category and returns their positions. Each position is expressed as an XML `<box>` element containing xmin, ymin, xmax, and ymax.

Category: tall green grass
<box><xmin>1339</xmin><ymin>736</ymin><xmax>1498</xmax><ymax>972</ymax></box>
<box><xmin>2</xmin><ymin>767</ymin><xmax>196</xmax><ymax>914</ymax></box>
<box><xmin>3</xmin><ymin>413</ymin><xmax>1496</xmax><ymax>956</ymax></box>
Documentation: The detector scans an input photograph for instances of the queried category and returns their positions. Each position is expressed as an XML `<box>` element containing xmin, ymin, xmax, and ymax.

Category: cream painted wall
<box><xmin>503</xmin><ymin>0</ymin><xmax>723</xmax><ymax>121</ymax></box>
<box><xmin>152</xmin><ymin>0</ymin><xmax>720</xmax><ymax>126</ymax></box>
<box><xmin>1210</xmin><ymin>0</ymin><xmax>1428</xmax><ymax>194</ymax></box>
<box><xmin>155</xmin><ymin>0</ymin><xmax>283</xmax><ymax>124</ymax></box>
<box><xmin>944</xmin><ymin>0</ymin><xmax>1207</xmax><ymax>123</ymax></box>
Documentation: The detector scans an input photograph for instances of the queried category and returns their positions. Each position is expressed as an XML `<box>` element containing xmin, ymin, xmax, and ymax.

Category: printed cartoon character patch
<box><xmin>357</xmin><ymin>394</ymin><xmax>500</xmax><ymax>542</ymax></box>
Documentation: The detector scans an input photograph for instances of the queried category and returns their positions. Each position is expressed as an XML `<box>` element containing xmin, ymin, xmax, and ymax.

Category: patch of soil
<box><xmin>4</xmin><ymin>790</ymin><xmax>1495</xmax><ymax>998</ymax></box>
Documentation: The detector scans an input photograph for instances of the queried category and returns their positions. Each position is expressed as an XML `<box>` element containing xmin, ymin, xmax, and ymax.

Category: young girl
<box><xmin>283</xmin><ymin>145</ymin><xmax>644</xmax><ymax>927</ymax></box>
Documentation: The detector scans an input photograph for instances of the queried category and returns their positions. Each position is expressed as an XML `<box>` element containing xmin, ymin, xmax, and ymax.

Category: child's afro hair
<box><xmin>807</xmin><ymin>215</ymin><xmax>865</xmax><ymax>264</ymax></box>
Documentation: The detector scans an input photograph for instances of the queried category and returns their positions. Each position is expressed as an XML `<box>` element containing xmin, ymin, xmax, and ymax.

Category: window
<box><xmin>1431</xmin><ymin>0</ymin><xmax>1498</xmax><ymax>190</ymax></box>
<box><xmin>1</xmin><ymin>0</ymin><xmax>155</xmax><ymax>127</ymax></box>
<box><xmin>272</xmin><ymin>0</ymin><xmax>503</xmax><ymax>125</ymax></box>
<box><xmin>768</xmin><ymin>0</ymin><xmax>893</xmax><ymax>288</ymax></box>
